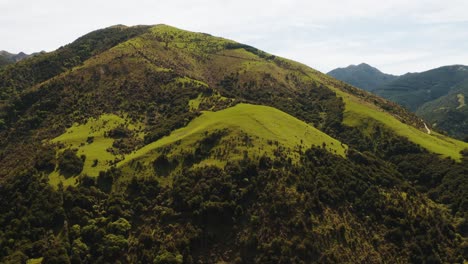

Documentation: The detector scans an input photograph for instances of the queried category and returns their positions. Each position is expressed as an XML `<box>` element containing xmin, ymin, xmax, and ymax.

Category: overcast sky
<box><xmin>1</xmin><ymin>0</ymin><xmax>467</xmax><ymax>75</ymax></box>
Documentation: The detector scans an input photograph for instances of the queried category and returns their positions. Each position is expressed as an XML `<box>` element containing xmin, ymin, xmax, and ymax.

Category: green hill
<box><xmin>0</xmin><ymin>25</ymin><xmax>467</xmax><ymax>263</ymax></box>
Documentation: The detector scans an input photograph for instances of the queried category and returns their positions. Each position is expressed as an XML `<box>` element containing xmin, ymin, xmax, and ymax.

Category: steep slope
<box><xmin>327</xmin><ymin>63</ymin><xmax>398</xmax><ymax>91</ymax></box>
<box><xmin>0</xmin><ymin>25</ymin><xmax>467</xmax><ymax>263</ymax></box>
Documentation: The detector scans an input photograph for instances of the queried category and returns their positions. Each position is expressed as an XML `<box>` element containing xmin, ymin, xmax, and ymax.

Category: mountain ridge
<box><xmin>0</xmin><ymin>50</ymin><xmax>44</xmax><ymax>68</ymax></box>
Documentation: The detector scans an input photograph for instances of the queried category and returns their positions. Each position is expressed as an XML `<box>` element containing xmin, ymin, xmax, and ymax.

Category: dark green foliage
<box><xmin>153</xmin><ymin>154</ymin><xmax>178</xmax><ymax>177</ymax></box>
<box><xmin>154</xmin><ymin>250</ymin><xmax>183</xmax><ymax>264</ymax></box>
<box><xmin>107</xmin><ymin>128</ymin><xmax>143</xmax><ymax>155</ymax></box>
<box><xmin>97</xmin><ymin>170</ymin><xmax>115</xmax><ymax>193</ymax></box>
<box><xmin>58</xmin><ymin>149</ymin><xmax>84</xmax><ymax>177</ymax></box>
<box><xmin>35</xmin><ymin>145</ymin><xmax>57</xmax><ymax>172</ymax></box>
<box><xmin>194</xmin><ymin>130</ymin><xmax>227</xmax><ymax>159</ymax></box>
<box><xmin>0</xmin><ymin>172</ymin><xmax>65</xmax><ymax>261</ymax></box>
<box><xmin>42</xmin><ymin>237</ymin><xmax>71</xmax><ymax>264</ymax></box>
<box><xmin>338</xmin><ymin>123</ymin><xmax>424</xmax><ymax>159</ymax></box>
<box><xmin>106</xmin><ymin>126</ymin><xmax>132</xmax><ymax>138</ymax></box>
<box><xmin>2</xmin><ymin>250</ymin><xmax>28</xmax><ymax>263</ymax></box>
<box><xmin>0</xmin><ymin>146</ymin><xmax>465</xmax><ymax>263</ymax></box>
<box><xmin>392</xmin><ymin>153</ymin><xmax>468</xmax><ymax>215</ymax></box>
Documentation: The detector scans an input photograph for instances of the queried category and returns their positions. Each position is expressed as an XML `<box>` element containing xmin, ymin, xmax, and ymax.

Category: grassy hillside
<box><xmin>48</xmin><ymin>114</ymin><xmax>144</xmax><ymax>186</ymax></box>
<box><xmin>334</xmin><ymin>88</ymin><xmax>468</xmax><ymax>160</ymax></box>
<box><xmin>47</xmin><ymin>103</ymin><xmax>346</xmax><ymax>187</ymax></box>
<box><xmin>118</xmin><ymin>103</ymin><xmax>346</xmax><ymax>180</ymax></box>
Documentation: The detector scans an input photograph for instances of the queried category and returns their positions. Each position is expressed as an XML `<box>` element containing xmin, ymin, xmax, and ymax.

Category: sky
<box><xmin>1</xmin><ymin>0</ymin><xmax>467</xmax><ymax>75</ymax></box>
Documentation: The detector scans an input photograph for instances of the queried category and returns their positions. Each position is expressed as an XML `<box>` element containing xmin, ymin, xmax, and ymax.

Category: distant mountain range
<box><xmin>328</xmin><ymin>64</ymin><xmax>468</xmax><ymax>140</ymax></box>
<box><xmin>0</xmin><ymin>50</ymin><xmax>42</xmax><ymax>68</ymax></box>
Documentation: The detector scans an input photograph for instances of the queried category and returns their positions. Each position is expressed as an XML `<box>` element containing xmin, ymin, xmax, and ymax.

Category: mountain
<box><xmin>0</xmin><ymin>25</ymin><xmax>467</xmax><ymax>263</ymax></box>
<box><xmin>327</xmin><ymin>63</ymin><xmax>398</xmax><ymax>91</ymax></box>
<box><xmin>0</xmin><ymin>51</ymin><xmax>16</xmax><ymax>67</ymax></box>
<box><xmin>0</xmin><ymin>50</ymin><xmax>35</xmax><ymax>68</ymax></box>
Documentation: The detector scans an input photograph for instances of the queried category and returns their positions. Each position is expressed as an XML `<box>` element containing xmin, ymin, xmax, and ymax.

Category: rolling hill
<box><xmin>0</xmin><ymin>25</ymin><xmax>467</xmax><ymax>263</ymax></box>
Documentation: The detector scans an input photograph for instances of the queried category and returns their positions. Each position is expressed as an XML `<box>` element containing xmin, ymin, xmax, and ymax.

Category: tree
<box><xmin>58</xmin><ymin>149</ymin><xmax>84</xmax><ymax>177</ymax></box>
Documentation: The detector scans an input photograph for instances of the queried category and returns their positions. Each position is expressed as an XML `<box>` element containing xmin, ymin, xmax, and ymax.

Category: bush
<box><xmin>153</xmin><ymin>155</ymin><xmax>178</xmax><ymax>177</ymax></box>
<box><xmin>154</xmin><ymin>250</ymin><xmax>183</xmax><ymax>264</ymax></box>
<box><xmin>58</xmin><ymin>149</ymin><xmax>84</xmax><ymax>177</ymax></box>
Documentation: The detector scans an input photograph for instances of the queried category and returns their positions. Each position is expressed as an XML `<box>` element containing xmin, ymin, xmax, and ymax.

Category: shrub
<box><xmin>58</xmin><ymin>149</ymin><xmax>84</xmax><ymax>177</ymax></box>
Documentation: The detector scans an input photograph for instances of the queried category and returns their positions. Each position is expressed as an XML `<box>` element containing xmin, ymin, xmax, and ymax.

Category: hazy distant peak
<box><xmin>0</xmin><ymin>50</ymin><xmax>33</xmax><ymax>67</ymax></box>
<box><xmin>0</xmin><ymin>50</ymin><xmax>13</xmax><ymax>56</ymax></box>
<box><xmin>351</xmin><ymin>63</ymin><xmax>383</xmax><ymax>72</ymax></box>
<box><xmin>328</xmin><ymin>63</ymin><xmax>398</xmax><ymax>91</ymax></box>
